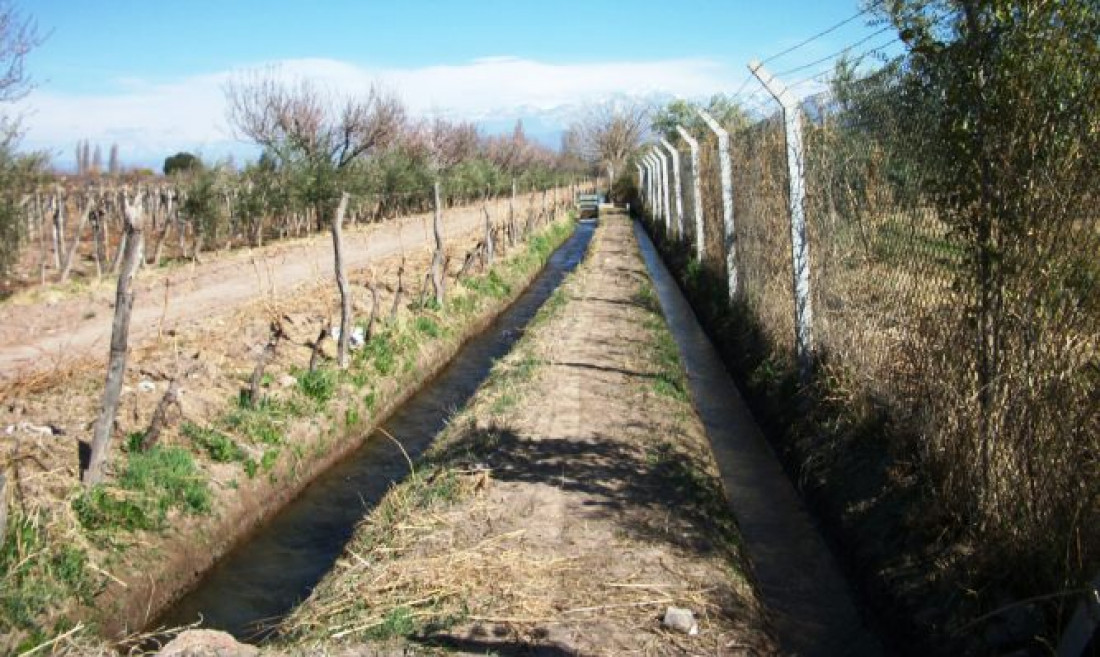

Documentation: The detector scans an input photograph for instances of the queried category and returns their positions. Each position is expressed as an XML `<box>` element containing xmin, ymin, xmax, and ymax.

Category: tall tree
<box><xmin>108</xmin><ymin>142</ymin><xmax>119</xmax><ymax>175</ymax></box>
<box><xmin>568</xmin><ymin>102</ymin><xmax>649</xmax><ymax>188</ymax></box>
<box><xmin>225</xmin><ymin>73</ymin><xmax>405</xmax><ymax>367</ymax></box>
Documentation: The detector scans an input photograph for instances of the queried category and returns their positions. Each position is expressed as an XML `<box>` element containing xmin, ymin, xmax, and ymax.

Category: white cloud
<box><xmin>15</xmin><ymin>56</ymin><xmax>738</xmax><ymax>168</ymax></box>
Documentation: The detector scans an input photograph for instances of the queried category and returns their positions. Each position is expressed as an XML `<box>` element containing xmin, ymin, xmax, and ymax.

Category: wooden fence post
<box><xmin>84</xmin><ymin>192</ymin><xmax>145</xmax><ymax>487</ymax></box>
<box><xmin>431</xmin><ymin>182</ymin><xmax>446</xmax><ymax>306</ymax></box>
<box><xmin>332</xmin><ymin>192</ymin><xmax>352</xmax><ymax>368</ymax></box>
<box><xmin>0</xmin><ymin>474</ymin><xmax>7</xmax><ymax>546</ymax></box>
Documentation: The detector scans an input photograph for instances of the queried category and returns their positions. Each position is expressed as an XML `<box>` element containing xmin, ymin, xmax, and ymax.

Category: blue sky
<box><xmin>17</xmin><ymin>1</ymin><xmax>897</xmax><ymax>169</ymax></box>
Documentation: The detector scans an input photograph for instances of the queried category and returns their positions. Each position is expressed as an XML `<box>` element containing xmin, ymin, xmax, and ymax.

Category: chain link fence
<box><xmin>638</xmin><ymin>62</ymin><xmax>1099</xmax><ymax>618</ymax></box>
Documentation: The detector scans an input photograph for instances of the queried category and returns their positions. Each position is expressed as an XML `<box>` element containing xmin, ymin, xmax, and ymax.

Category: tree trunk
<box><xmin>430</xmin><ymin>182</ymin><xmax>446</xmax><ymax>306</ymax></box>
<box><xmin>140</xmin><ymin>377</ymin><xmax>181</xmax><ymax>452</ymax></box>
<box><xmin>246</xmin><ymin>321</ymin><xmax>286</xmax><ymax>407</ymax></box>
<box><xmin>332</xmin><ymin>193</ymin><xmax>352</xmax><ymax>369</ymax></box>
<box><xmin>84</xmin><ymin>194</ymin><xmax>145</xmax><ymax>488</ymax></box>
<box><xmin>309</xmin><ymin>322</ymin><xmax>330</xmax><ymax>372</ymax></box>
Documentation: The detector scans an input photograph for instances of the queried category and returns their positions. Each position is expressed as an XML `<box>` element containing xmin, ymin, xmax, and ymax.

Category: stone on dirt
<box><xmin>277</xmin><ymin>373</ymin><xmax>297</xmax><ymax>388</ymax></box>
<box><xmin>663</xmin><ymin>606</ymin><xmax>699</xmax><ymax>635</ymax></box>
<box><xmin>157</xmin><ymin>629</ymin><xmax>259</xmax><ymax>656</ymax></box>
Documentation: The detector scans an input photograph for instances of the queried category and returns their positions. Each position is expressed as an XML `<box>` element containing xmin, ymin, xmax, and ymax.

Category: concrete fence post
<box><xmin>696</xmin><ymin>108</ymin><xmax>737</xmax><ymax>301</ymax></box>
<box><xmin>676</xmin><ymin>125</ymin><xmax>705</xmax><ymax>262</ymax></box>
<box><xmin>749</xmin><ymin>60</ymin><xmax>814</xmax><ymax>381</ymax></box>
<box><xmin>654</xmin><ymin>147</ymin><xmax>671</xmax><ymax>237</ymax></box>
<box><xmin>642</xmin><ymin>152</ymin><xmax>651</xmax><ymax>215</ymax></box>
<box><xmin>660</xmin><ymin>138</ymin><xmax>685</xmax><ymax>240</ymax></box>
<box><xmin>647</xmin><ymin>151</ymin><xmax>661</xmax><ymax>223</ymax></box>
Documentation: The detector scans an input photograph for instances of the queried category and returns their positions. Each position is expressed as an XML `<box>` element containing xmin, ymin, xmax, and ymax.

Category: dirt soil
<box><xmin>0</xmin><ymin>191</ymin><xmax>554</xmax><ymax>385</ymax></box>
<box><xmin>277</xmin><ymin>209</ymin><xmax>776</xmax><ymax>656</ymax></box>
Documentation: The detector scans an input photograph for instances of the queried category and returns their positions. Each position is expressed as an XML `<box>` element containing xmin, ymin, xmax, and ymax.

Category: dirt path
<box><xmin>0</xmin><ymin>192</ymin><xmax>547</xmax><ymax>382</ymax></box>
<box><xmin>275</xmin><ymin>209</ymin><xmax>775</xmax><ymax>655</ymax></box>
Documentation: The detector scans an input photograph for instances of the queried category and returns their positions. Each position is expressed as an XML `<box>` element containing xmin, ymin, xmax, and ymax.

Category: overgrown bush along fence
<box><xmin>634</xmin><ymin>52</ymin><xmax>1098</xmax><ymax>653</ymax></box>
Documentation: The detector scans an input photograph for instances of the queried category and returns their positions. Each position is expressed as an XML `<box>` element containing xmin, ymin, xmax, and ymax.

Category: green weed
<box><xmin>74</xmin><ymin>446</ymin><xmax>210</xmax><ymax>532</ymax></box>
<box><xmin>367</xmin><ymin>606</ymin><xmax>415</xmax><ymax>640</ymax></box>
<box><xmin>183</xmin><ymin>422</ymin><xmax>246</xmax><ymax>463</ymax></box>
<box><xmin>0</xmin><ymin>513</ymin><xmax>94</xmax><ymax>637</ymax></box>
<box><xmin>414</xmin><ymin>316</ymin><xmax>441</xmax><ymax>338</ymax></box>
<box><xmin>296</xmin><ymin>368</ymin><xmax>337</xmax><ymax>405</ymax></box>
<box><xmin>222</xmin><ymin>400</ymin><xmax>286</xmax><ymax>445</ymax></box>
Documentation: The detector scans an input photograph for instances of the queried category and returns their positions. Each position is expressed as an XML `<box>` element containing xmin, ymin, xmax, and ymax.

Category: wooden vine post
<box><xmin>0</xmin><ymin>473</ymin><xmax>7</xmax><ymax>545</ymax></box>
<box><xmin>430</xmin><ymin>182</ymin><xmax>446</xmax><ymax>306</ymax></box>
<box><xmin>483</xmin><ymin>203</ymin><xmax>494</xmax><ymax>268</ymax></box>
<box><xmin>332</xmin><ymin>192</ymin><xmax>352</xmax><ymax>368</ymax></box>
<box><xmin>84</xmin><ymin>193</ymin><xmax>145</xmax><ymax>487</ymax></box>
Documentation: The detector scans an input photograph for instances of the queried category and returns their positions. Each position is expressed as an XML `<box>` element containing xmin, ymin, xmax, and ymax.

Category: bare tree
<box><xmin>425</xmin><ymin>117</ymin><xmax>479</xmax><ymax>170</ymax></box>
<box><xmin>225</xmin><ymin>73</ymin><xmax>405</xmax><ymax>175</ymax></box>
<box><xmin>569</xmin><ymin>102</ymin><xmax>649</xmax><ymax>191</ymax></box>
<box><xmin>0</xmin><ymin>1</ymin><xmax>42</xmax><ymax>103</ymax></box>
<box><xmin>225</xmin><ymin>73</ymin><xmax>405</xmax><ymax>368</ymax></box>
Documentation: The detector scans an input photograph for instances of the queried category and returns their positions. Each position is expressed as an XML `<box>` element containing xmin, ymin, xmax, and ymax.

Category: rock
<box><xmin>277</xmin><ymin>374</ymin><xmax>298</xmax><ymax>388</ymax></box>
<box><xmin>138</xmin><ymin>380</ymin><xmax>156</xmax><ymax>393</ymax></box>
<box><xmin>157</xmin><ymin>629</ymin><xmax>259</xmax><ymax>656</ymax></box>
<box><xmin>662</xmin><ymin>606</ymin><xmax>699</xmax><ymax>635</ymax></box>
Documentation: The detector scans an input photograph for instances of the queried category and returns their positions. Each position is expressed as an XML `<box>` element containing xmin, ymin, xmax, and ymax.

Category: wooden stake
<box><xmin>331</xmin><ymin>192</ymin><xmax>352</xmax><ymax>368</ymax></box>
<box><xmin>84</xmin><ymin>192</ymin><xmax>145</xmax><ymax>488</ymax></box>
<box><xmin>430</xmin><ymin>182</ymin><xmax>445</xmax><ymax>306</ymax></box>
<box><xmin>0</xmin><ymin>474</ymin><xmax>7</xmax><ymax>546</ymax></box>
<box><xmin>390</xmin><ymin>260</ymin><xmax>405</xmax><ymax>321</ymax></box>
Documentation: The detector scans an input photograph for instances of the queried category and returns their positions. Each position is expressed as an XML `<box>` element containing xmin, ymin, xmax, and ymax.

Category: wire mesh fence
<box><xmin>637</xmin><ymin>60</ymin><xmax>1099</xmax><ymax>607</ymax></box>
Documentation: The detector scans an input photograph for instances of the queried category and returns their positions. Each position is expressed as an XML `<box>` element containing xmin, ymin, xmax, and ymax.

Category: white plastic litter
<box><xmin>330</xmin><ymin>326</ymin><xmax>366</xmax><ymax>350</ymax></box>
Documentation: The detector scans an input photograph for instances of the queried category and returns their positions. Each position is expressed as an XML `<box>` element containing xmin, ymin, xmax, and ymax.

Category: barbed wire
<box><xmin>774</xmin><ymin>26</ymin><xmax>898</xmax><ymax>77</ymax></box>
<box><xmin>758</xmin><ymin>0</ymin><xmax>887</xmax><ymax>66</ymax></box>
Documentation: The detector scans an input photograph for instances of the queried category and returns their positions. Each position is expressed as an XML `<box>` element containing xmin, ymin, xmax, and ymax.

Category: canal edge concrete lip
<box><xmin>632</xmin><ymin>219</ymin><xmax>882</xmax><ymax>657</ymax></box>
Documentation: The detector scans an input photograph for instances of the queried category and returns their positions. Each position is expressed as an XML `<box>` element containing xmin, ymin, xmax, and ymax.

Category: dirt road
<box><xmin>0</xmin><ymin>192</ymin><xmax>547</xmax><ymax>382</ymax></box>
